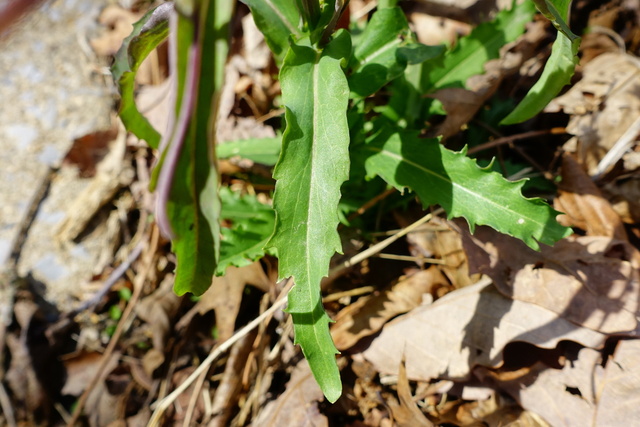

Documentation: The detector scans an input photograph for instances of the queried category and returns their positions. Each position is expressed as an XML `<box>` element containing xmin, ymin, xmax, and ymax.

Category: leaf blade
<box><xmin>501</xmin><ymin>0</ymin><xmax>580</xmax><ymax>124</ymax></box>
<box><xmin>361</xmin><ymin>128</ymin><xmax>572</xmax><ymax>249</ymax></box>
<box><xmin>154</xmin><ymin>1</ymin><xmax>232</xmax><ymax>296</ymax></box>
<box><xmin>112</xmin><ymin>3</ymin><xmax>172</xmax><ymax>148</ymax></box>
<box><xmin>267</xmin><ymin>31</ymin><xmax>352</xmax><ymax>403</ymax></box>
<box><xmin>217</xmin><ymin>187</ymin><xmax>275</xmax><ymax>275</ymax></box>
<box><xmin>242</xmin><ymin>0</ymin><xmax>302</xmax><ymax>63</ymax></box>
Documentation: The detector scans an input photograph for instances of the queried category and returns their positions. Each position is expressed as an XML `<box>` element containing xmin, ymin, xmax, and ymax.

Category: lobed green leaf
<box><xmin>267</xmin><ymin>31</ymin><xmax>352</xmax><ymax>403</ymax></box>
<box><xmin>360</xmin><ymin>126</ymin><xmax>572</xmax><ymax>250</ymax></box>
<box><xmin>217</xmin><ymin>187</ymin><xmax>275</xmax><ymax>275</ymax></box>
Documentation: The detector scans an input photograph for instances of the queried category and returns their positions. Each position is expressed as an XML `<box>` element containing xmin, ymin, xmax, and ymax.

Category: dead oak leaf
<box><xmin>189</xmin><ymin>262</ymin><xmax>270</xmax><ymax>341</ymax></box>
<box><xmin>253</xmin><ymin>359</ymin><xmax>329</xmax><ymax>427</ymax></box>
<box><xmin>555</xmin><ymin>153</ymin><xmax>626</xmax><ymax>240</ymax></box>
<box><xmin>361</xmin><ymin>280</ymin><xmax>606</xmax><ymax>382</ymax></box>
<box><xmin>461</xmin><ymin>225</ymin><xmax>640</xmax><ymax>335</ymax></box>
<box><xmin>331</xmin><ymin>267</ymin><xmax>448</xmax><ymax>351</ymax></box>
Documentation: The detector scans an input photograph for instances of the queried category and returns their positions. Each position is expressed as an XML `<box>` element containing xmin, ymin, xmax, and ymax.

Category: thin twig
<box><xmin>346</xmin><ymin>188</ymin><xmax>396</xmax><ymax>223</ymax></box>
<box><xmin>329</xmin><ymin>212</ymin><xmax>434</xmax><ymax>277</ymax></box>
<box><xmin>467</xmin><ymin>129</ymin><xmax>565</xmax><ymax>155</ymax></box>
<box><xmin>67</xmin><ymin>241</ymin><xmax>144</xmax><ymax>317</ymax></box>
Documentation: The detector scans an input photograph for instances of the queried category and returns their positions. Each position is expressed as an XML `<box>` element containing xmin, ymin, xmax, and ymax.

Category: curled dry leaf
<box><xmin>602</xmin><ymin>175</ymin><xmax>640</xmax><ymax>224</ymax></box>
<box><xmin>387</xmin><ymin>359</ymin><xmax>434</xmax><ymax>427</ymax></box>
<box><xmin>209</xmin><ymin>331</ymin><xmax>257</xmax><ymax>427</ymax></box>
<box><xmin>252</xmin><ymin>359</ymin><xmax>328</xmax><ymax>427</ymax></box>
<box><xmin>461</xmin><ymin>225</ymin><xmax>640</xmax><ymax>334</ymax></box>
<box><xmin>361</xmin><ymin>280</ymin><xmax>606</xmax><ymax>382</ymax></box>
<box><xmin>394</xmin><ymin>214</ymin><xmax>476</xmax><ymax>288</ymax></box>
<box><xmin>90</xmin><ymin>5</ymin><xmax>141</xmax><ymax>57</ymax></box>
<box><xmin>135</xmin><ymin>273</ymin><xmax>180</xmax><ymax>374</ymax></box>
<box><xmin>555</xmin><ymin>153</ymin><xmax>627</xmax><ymax>240</ymax></box>
<box><xmin>331</xmin><ymin>267</ymin><xmax>448</xmax><ymax>351</ymax></box>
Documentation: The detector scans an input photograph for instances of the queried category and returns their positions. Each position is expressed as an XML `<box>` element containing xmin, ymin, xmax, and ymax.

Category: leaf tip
<box><xmin>322</xmin><ymin>379</ymin><xmax>342</xmax><ymax>403</ymax></box>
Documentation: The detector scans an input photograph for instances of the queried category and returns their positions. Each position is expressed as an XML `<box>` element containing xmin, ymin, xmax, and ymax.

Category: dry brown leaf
<box><xmin>192</xmin><ymin>262</ymin><xmax>270</xmax><ymax>341</ymax></box>
<box><xmin>555</xmin><ymin>153</ymin><xmax>627</xmax><ymax>240</ymax></box>
<box><xmin>134</xmin><ymin>77</ymin><xmax>172</xmax><ymax>140</ymax></box>
<box><xmin>252</xmin><ymin>359</ymin><xmax>329</xmax><ymax>427</ymax></box>
<box><xmin>361</xmin><ymin>280</ymin><xmax>606</xmax><ymax>382</ymax></box>
<box><xmin>409</xmin><ymin>12</ymin><xmax>470</xmax><ymax>46</ymax></box>
<box><xmin>461</xmin><ymin>226</ymin><xmax>640</xmax><ymax>334</ymax></box>
<box><xmin>90</xmin><ymin>5</ymin><xmax>140</xmax><ymax>57</ymax></box>
<box><xmin>477</xmin><ymin>345</ymin><xmax>604</xmax><ymax>427</ymax></box>
<box><xmin>388</xmin><ymin>359</ymin><xmax>434</xmax><ymax>427</ymax></box>
<box><xmin>594</xmin><ymin>339</ymin><xmax>640</xmax><ymax>425</ymax></box>
<box><xmin>547</xmin><ymin>52</ymin><xmax>640</xmax><ymax>175</ymax></box>
<box><xmin>135</xmin><ymin>273</ymin><xmax>180</xmax><ymax>374</ymax></box>
<box><xmin>74</xmin><ymin>352</ymin><xmax>123</xmax><ymax>427</ymax></box>
<box><xmin>331</xmin><ymin>267</ymin><xmax>448</xmax><ymax>350</ymax></box>
<box><xmin>396</xmin><ymin>215</ymin><xmax>476</xmax><ymax>288</ymax></box>
<box><xmin>427</xmin><ymin>88</ymin><xmax>485</xmax><ymax>140</ymax></box>
<box><xmin>602</xmin><ymin>175</ymin><xmax>640</xmax><ymax>224</ymax></box>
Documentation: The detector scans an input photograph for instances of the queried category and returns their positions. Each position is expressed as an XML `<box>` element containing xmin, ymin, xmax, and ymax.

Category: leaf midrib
<box><xmin>306</xmin><ymin>49</ymin><xmax>323</xmax><ymax>350</ymax></box>
<box><xmin>264</xmin><ymin>0</ymin><xmax>300</xmax><ymax>37</ymax></box>
<box><xmin>353</xmin><ymin>37</ymin><xmax>403</xmax><ymax>72</ymax></box>
<box><xmin>369</xmin><ymin>145</ymin><xmax>546</xmax><ymax>228</ymax></box>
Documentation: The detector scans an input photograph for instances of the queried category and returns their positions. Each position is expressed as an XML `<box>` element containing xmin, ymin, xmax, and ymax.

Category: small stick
<box><xmin>467</xmin><ymin>128</ymin><xmax>565</xmax><ymax>155</ymax></box>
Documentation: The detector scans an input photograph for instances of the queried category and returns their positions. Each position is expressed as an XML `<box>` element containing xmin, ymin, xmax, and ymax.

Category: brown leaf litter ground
<box><xmin>1</xmin><ymin>0</ymin><xmax>640</xmax><ymax>426</ymax></box>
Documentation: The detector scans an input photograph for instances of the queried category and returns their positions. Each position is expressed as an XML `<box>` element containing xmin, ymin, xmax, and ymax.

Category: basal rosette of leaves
<box><xmin>113</xmin><ymin>0</ymin><xmax>578</xmax><ymax>403</ymax></box>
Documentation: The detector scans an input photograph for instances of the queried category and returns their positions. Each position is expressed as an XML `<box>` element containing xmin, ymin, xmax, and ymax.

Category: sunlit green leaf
<box><xmin>242</xmin><ymin>0</ymin><xmax>302</xmax><ymax>63</ymax></box>
<box><xmin>501</xmin><ymin>0</ymin><xmax>580</xmax><ymax>124</ymax></box>
<box><xmin>348</xmin><ymin>7</ymin><xmax>444</xmax><ymax>97</ymax></box>
<box><xmin>360</xmin><ymin>126</ymin><xmax>572</xmax><ymax>249</ymax></box>
<box><xmin>154</xmin><ymin>1</ymin><xmax>232</xmax><ymax>296</ymax></box>
<box><xmin>267</xmin><ymin>30</ymin><xmax>352</xmax><ymax>403</ymax></box>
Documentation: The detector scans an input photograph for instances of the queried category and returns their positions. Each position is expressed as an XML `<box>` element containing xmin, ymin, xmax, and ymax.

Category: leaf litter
<box><xmin>2</xmin><ymin>0</ymin><xmax>640</xmax><ymax>426</ymax></box>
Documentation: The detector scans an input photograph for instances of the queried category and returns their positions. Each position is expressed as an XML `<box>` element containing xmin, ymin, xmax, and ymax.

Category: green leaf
<box><xmin>154</xmin><ymin>1</ymin><xmax>232</xmax><ymax>296</ymax></box>
<box><xmin>501</xmin><ymin>0</ymin><xmax>580</xmax><ymax>125</ymax></box>
<box><xmin>217</xmin><ymin>136</ymin><xmax>281</xmax><ymax>165</ymax></box>
<box><xmin>243</xmin><ymin>0</ymin><xmax>302</xmax><ymax>63</ymax></box>
<box><xmin>360</xmin><ymin>126</ymin><xmax>572</xmax><ymax>250</ymax></box>
<box><xmin>217</xmin><ymin>187</ymin><xmax>275</xmax><ymax>275</ymax></box>
<box><xmin>419</xmin><ymin>1</ymin><xmax>536</xmax><ymax>93</ymax></box>
<box><xmin>348</xmin><ymin>8</ymin><xmax>442</xmax><ymax>97</ymax></box>
<box><xmin>267</xmin><ymin>31</ymin><xmax>352</xmax><ymax>403</ymax></box>
<box><xmin>112</xmin><ymin>3</ymin><xmax>171</xmax><ymax>148</ymax></box>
